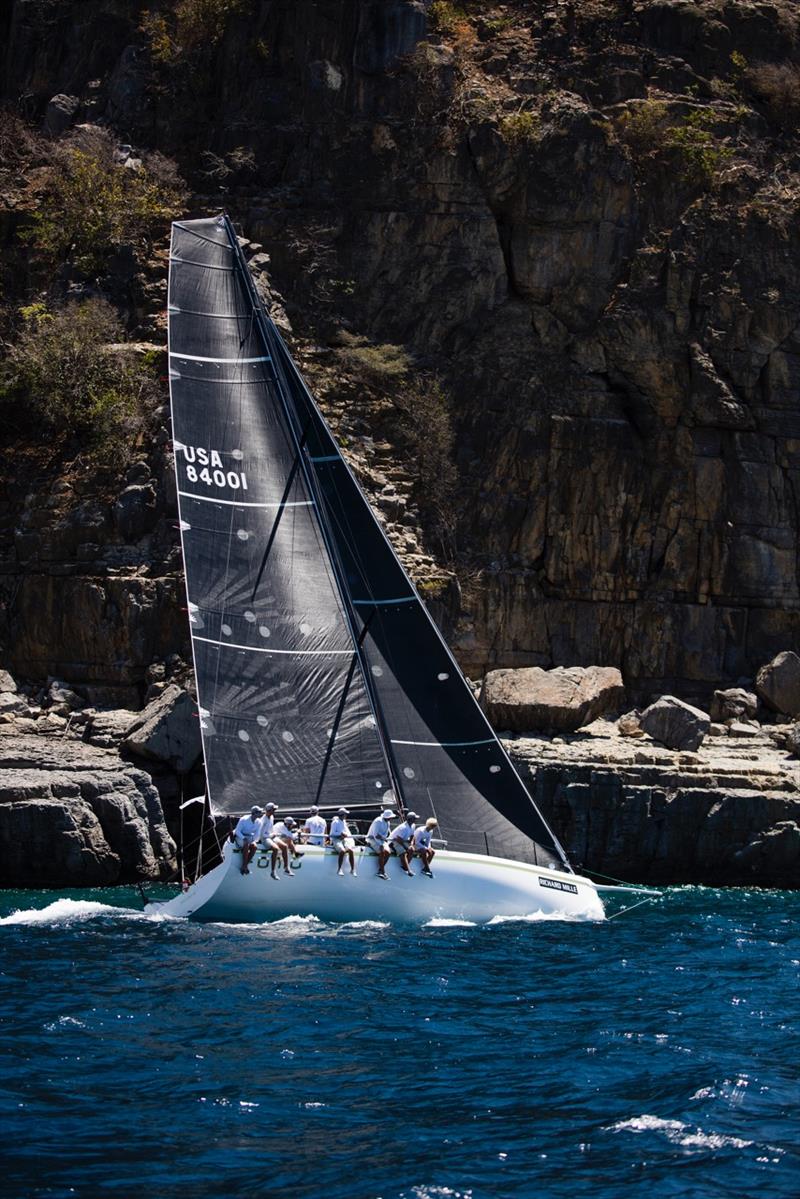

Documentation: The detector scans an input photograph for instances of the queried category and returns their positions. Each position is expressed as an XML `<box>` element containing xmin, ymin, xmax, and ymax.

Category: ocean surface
<box><xmin>0</xmin><ymin>886</ymin><xmax>797</xmax><ymax>1199</ymax></box>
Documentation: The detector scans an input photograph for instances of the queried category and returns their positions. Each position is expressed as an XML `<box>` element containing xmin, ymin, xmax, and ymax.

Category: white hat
<box><xmin>337</xmin><ymin>806</ymin><xmax>350</xmax><ymax>815</ymax></box>
<box><xmin>381</xmin><ymin>809</ymin><xmax>396</xmax><ymax>819</ymax></box>
<box><xmin>285</xmin><ymin>817</ymin><xmax>296</xmax><ymax>828</ymax></box>
<box><xmin>309</xmin><ymin>805</ymin><xmax>320</xmax><ymax>814</ymax></box>
<box><xmin>251</xmin><ymin>805</ymin><xmax>264</xmax><ymax>816</ymax></box>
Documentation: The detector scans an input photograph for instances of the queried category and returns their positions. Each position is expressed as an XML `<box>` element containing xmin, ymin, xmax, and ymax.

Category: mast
<box><xmin>222</xmin><ymin>214</ymin><xmax>406</xmax><ymax>813</ymax></box>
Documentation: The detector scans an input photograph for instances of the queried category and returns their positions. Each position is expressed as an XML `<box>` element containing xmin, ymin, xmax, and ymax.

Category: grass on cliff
<box><xmin>1</xmin><ymin>300</ymin><xmax>157</xmax><ymax>453</ymax></box>
<box><xmin>23</xmin><ymin>129</ymin><xmax>184</xmax><ymax>272</ymax></box>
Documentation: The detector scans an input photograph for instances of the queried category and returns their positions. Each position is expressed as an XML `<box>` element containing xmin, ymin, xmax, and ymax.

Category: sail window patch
<box><xmin>244</xmin><ymin>611</ymin><xmax>256</xmax><ymax>623</ymax></box>
<box><xmin>438</xmin><ymin>672</ymin><xmax>449</xmax><ymax>681</ymax></box>
<box><xmin>232</xmin><ymin>449</ymin><xmax>244</xmax><ymax>460</ymax></box>
<box><xmin>299</xmin><ymin>623</ymin><xmax>312</xmax><ymax>635</ymax></box>
<box><xmin>371</xmin><ymin>665</ymin><xmax>384</xmax><ymax>677</ymax></box>
<box><xmin>221</xmin><ymin>624</ymin><xmax>232</xmax><ymax>636</ymax></box>
<box><xmin>282</xmin><ymin>731</ymin><xmax>295</xmax><ymax>743</ymax></box>
<box><xmin>375</xmin><ymin>780</ymin><xmax>383</xmax><ymax>789</ymax></box>
<box><xmin>238</xmin><ymin>730</ymin><xmax>250</xmax><ymax>742</ymax></box>
<box><xmin>403</xmin><ymin>767</ymin><xmax>416</xmax><ymax>779</ymax></box>
<box><xmin>258</xmin><ymin>626</ymin><xmax>271</xmax><ymax>638</ymax></box>
<box><xmin>490</xmin><ymin>765</ymin><xmax>501</xmax><ymax>774</ymax></box>
<box><xmin>257</xmin><ymin>715</ymin><xmax>268</xmax><ymax>727</ymax></box>
<box><xmin>237</xmin><ymin>529</ymin><xmax>250</xmax><ymax>541</ymax></box>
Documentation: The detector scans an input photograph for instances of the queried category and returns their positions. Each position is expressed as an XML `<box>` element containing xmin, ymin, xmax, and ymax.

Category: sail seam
<box><xmin>178</xmin><ymin>491</ymin><xmax>314</xmax><ymax>509</ymax></box>
<box><xmin>309</xmin><ymin>454</ymin><xmax>340</xmax><ymax>462</ymax></box>
<box><xmin>173</xmin><ymin>223</ymin><xmax>234</xmax><ymax>250</ymax></box>
<box><xmin>170</xmin><ymin>352</ymin><xmax>271</xmax><ymax>364</ymax></box>
<box><xmin>390</xmin><ymin>738</ymin><xmax>496</xmax><ymax>747</ymax></box>
<box><xmin>169</xmin><ymin>257</ymin><xmax>235</xmax><ymax>271</ymax></box>
<box><xmin>192</xmin><ymin>635</ymin><xmax>352</xmax><ymax>656</ymax></box>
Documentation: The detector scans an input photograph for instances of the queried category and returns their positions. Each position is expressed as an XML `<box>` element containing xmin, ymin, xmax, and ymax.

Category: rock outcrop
<box><xmin>510</xmin><ymin>719</ymin><xmax>800</xmax><ymax>888</ymax></box>
<box><xmin>640</xmin><ymin>696</ymin><xmax>710</xmax><ymax>752</ymax></box>
<box><xmin>710</xmin><ymin>688</ymin><xmax>758</xmax><ymax>725</ymax></box>
<box><xmin>121</xmin><ymin>684</ymin><xmax>201</xmax><ymax>773</ymax></box>
<box><xmin>0</xmin><ymin>735</ymin><xmax>176</xmax><ymax>886</ymax></box>
<box><xmin>480</xmin><ymin>665</ymin><xmax>624</xmax><ymax>733</ymax></box>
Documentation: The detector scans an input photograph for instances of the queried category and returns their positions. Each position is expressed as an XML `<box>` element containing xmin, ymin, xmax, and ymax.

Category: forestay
<box><xmin>168</xmin><ymin>215</ymin><xmax>570</xmax><ymax>871</ymax></box>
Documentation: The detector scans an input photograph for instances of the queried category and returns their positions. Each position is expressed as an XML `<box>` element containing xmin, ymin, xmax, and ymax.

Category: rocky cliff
<box><xmin>3</xmin><ymin>0</ymin><xmax>800</xmax><ymax>702</ymax></box>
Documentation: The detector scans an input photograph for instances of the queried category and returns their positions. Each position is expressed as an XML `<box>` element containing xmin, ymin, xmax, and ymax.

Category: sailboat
<box><xmin>151</xmin><ymin>214</ymin><xmax>609</xmax><ymax>923</ymax></box>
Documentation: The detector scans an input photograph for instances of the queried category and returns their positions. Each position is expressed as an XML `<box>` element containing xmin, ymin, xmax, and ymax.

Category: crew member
<box><xmin>257</xmin><ymin>802</ymin><xmax>283</xmax><ymax>880</ymax></box>
<box><xmin>303</xmin><ymin>805</ymin><xmax>327</xmax><ymax>846</ymax></box>
<box><xmin>366</xmin><ymin>808</ymin><xmax>395</xmax><ymax>880</ymax></box>
<box><xmin>389</xmin><ymin>811</ymin><xmax>419</xmax><ymax>877</ymax></box>
<box><xmin>233</xmin><ymin>805</ymin><xmax>263</xmax><ymax>875</ymax></box>
<box><xmin>272</xmin><ymin>816</ymin><xmax>300</xmax><ymax>877</ymax></box>
<box><xmin>330</xmin><ymin>807</ymin><xmax>357</xmax><ymax>876</ymax></box>
<box><xmin>413</xmin><ymin>817</ymin><xmax>438</xmax><ymax>877</ymax></box>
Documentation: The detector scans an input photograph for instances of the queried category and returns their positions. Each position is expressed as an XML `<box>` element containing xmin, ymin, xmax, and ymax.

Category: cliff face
<box><xmin>2</xmin><ymin>0</ymin><xmax>800</xmax><ymax>704</ymax></box>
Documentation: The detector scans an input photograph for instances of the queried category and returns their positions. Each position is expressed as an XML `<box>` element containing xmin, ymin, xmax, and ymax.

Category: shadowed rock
<box><xmin>640</xmin><ymin>695</ymin><xmax>710</xmax><ymax>751</ymax></box>
<box><xmin>756</xmin><ymin>652</ymin><xmax>800</xmax><ymax>716</ymax></box>
<box><xmin>710</xmin><ymin>688</ymin><xmax>758</xmax><ymax>724</ymax></box>
<box><xmin>481</xmin><ymin>665</ymin><xmax>624</xmax><ymax>733</ymax></box>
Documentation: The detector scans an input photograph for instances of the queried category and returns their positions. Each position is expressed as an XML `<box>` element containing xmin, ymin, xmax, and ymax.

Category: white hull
<box><xmin>149</xmin><ymin>841</ymin><xmax>606</xmax><ymax>923</ymax></box>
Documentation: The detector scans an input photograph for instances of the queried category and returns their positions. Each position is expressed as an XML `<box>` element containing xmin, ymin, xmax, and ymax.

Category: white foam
<box><xmin>608</xmin><ymin>1114</ymin><xmax>752</xmax><ymax>1151</ymax></box>
<box><xmin>0</xmin><ymin>898</ymin><xmax>140</xmax><ymax>926</ymax></box>
<box><xmin>425</xmin><ymin>918</ymin><xmax>477</xmax><ymax>928</ymax></box>
<box><xmin>487</xmin><ymin>909</ymin><xmax>589</xmax><ymax>925</ymax></box>
<box><xmin>337</xmin><ymin>919</ymin><xmax>390</xmax><ymax>930</ymax></box>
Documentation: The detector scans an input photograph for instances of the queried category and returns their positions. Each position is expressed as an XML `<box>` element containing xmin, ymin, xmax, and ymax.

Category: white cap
<box><xmin>309</xmin><ymin>805</ymin><xmax>320</xmax><ymax>814</ymax></box>
<box><xmin>406</xmin><ymin>811</ymin><xmax>420</xmax><ymax>821</ymax></box>
<box><xmin>381</xmin><ymin>809</ymin><xmax>396</xmax><ymax>819</ymax></box>
<box><xmin>337</xmin><ymin>807</ymin><xmax>350</xmax><ymax>815</ymax></box>
<box><xmin>251</xmin><ymin>805</ymin><xmax>264</xmax><ymax>816</ymax></box>
<box><xmin>285</xmin><ymin>817</ymin><xmax>296</xmax><ymax>828</ymax></box>
<box><xmin>265</xmin><ymin>802</ymin><xmax>278</xmax><ymax>811</ymax></box>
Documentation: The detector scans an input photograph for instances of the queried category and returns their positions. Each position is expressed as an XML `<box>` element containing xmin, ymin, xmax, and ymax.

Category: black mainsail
<box><xmin>168</xmin><ymin>215</ymin><xmax>570</xmax><ymax>870</ymax></box>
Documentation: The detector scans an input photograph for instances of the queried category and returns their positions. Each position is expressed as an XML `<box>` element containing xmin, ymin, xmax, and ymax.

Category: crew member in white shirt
<box><xmin>413</xmin><ymin>817</ymin><xmax>438</xmax><ymax>877</ymax></box>
<box><xmin>388</xmin><ymin>811</ymin><xmax>419</xmax><ymax>877</ymax></box>
<box><xmin>366</xmin><ymin>808</ymin><xmax>395</xmax><ymax>880</ymax></box>
<box><xmin>257</xmin><ymin>803</ymin><xmax>284</xmax><ymax>879</ymax></box>
<box><xmin>330</xmin><ymin>807</ymin><xmax>357</xmax><ymax>876</ymax></box>
<box><xmin>272</xmin><ymin>816</ymin><xmax>299</xmax><ymax>878</ymax></box>
<box><xmin>233</xmin><ymin>805</ymin><xmax>263</xmax><ymax>875</ymax></box>
<box><xmin>303</xmin><ymin>805</ymin><xmax>327</xmax><ymax>846</ymax></box>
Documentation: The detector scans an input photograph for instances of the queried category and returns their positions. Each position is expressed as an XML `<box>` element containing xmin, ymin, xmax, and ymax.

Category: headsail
<box><xmin>168</xmin><ymin>213</ymin><xmax>570</xmax><ymax>871</ymax></box>
<box><xmin>168</xmin><ymin>217</ymin><xmax>388</xmax><ymax>814</ymax></box>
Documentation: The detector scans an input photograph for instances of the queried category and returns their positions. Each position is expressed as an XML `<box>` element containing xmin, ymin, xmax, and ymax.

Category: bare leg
<box><xmin>348</xmin><ymin>848</ymin><xmax>356</xmax><ymax>875</ymax></box>
<box><xmin>271</xmin><ymin>846</ymin><xmax>280</xmax><ymax>879</ymax></box>
<box><xmin>337</xmin><ymin>850</ymin><xmax>346</xmax><ymax>874</ymax></box>
<box><xmin>401</xmin><ymin>850</ymin><xmax>414</xmax><ymax>876</ymax></box>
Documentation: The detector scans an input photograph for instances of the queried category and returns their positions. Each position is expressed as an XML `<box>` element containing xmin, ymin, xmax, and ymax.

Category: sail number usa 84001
<box><xmin>180</xmin><ymin>445</ymin><xmax>248</xmax><ymax>491</ymax></box>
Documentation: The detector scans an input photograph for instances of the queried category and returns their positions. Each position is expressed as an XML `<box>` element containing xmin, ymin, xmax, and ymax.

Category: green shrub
<box><xmin>141</xmin><ymin>0</ymin><xmax>248</xmax><ymax>65</ymax></box>
<box><xmin>663</xmin><ymin>109</ymin><xmax>733</xmax><ymax>185</ymax></box>
<box><xmin>23</xmin><ymin>135</ymin><xmax>184</xmax><ymax>270</ymax></box>
<box><xmin>615</xmin><ymin>100</ymin><xmax>670</xmax><ymax>156</ymax></box>
<box><xmin>2</xmin><ymin>300</ymin><xmax>156</xmax><ymax>449</ymax></box>
<box><xmin>394</xmin><ymin>378</ymin><xmax>457</xmax><ymax>553</ymax></box>
<box><xmin>428</xmin><ymin>1</ymin><xmax>469</xmax><ymax>35</ymax></box>
<box><xmin>499</xmin><ymin>109</ymin><xmax>540</xmax><ymax>147</ymax></box>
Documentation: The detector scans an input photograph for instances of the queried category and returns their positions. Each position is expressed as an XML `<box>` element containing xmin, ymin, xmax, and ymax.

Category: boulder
<box><xmin>728</xmin><ymin>720</ymin><xmax>760</xmax><ymax>738</ymax></box>
<box><xmin>480</xmin><ymin>665</ymin><xmax>625</xmax><ymax>733</ymax></box>
<box><xmin>122</xmin><ymin>684</ymin><xmax>201</xmax><ymax>773</ymax></box>
<box><xmin>42</xmin><ymin>93</ymin><xmax>80</xmax><ymax>136</ymax></box>
<box><xmin>710</xmin><ymin>688</ymin><xmax>758</xmax><ymax>724</ymax></box>
<box><xmin>0</xmin><ymin>691</ymin><xmax>27</xmax><ymax>716</ymax></box>
<box><xmin>640</xmin><ymin>695</ymin><xmax>710</xmax><ymax>751</ymax></box>
<box><xmin>114</xmin><ymin>484</ymin><xmax>158</xmax><ymax>543</ymax></box>
<box><xmin>618</xmin><ymin>710</ymin><xmax>643</xmax><ymax>737</ymax></box>
<box><xmin>785</xmin><ymin>724</ymin><xmax>800</xmax><ymax>757</ymax></box>
<box><xmin>47</xmin><ymin>680</ymin><xmax>86</xmax><ymax>711</ymax></box>
<box><xmin>0</xmin><ymin>670</ymin><xmax>17</xmax><ymax>693</ymax></box>
<box><xmin>755</xmin><ymin>652</ymin><xmax>800</xmax><ymax>716</ymax></box>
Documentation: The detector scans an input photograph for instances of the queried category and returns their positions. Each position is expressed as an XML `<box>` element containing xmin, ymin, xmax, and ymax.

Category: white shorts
<box><xmin>332</xmin><ymin>837</ymin><xmax>355</xmax><ymax>853</ymax></box>
<box><xmin>366</xmin><ymin>836</ymin><xmax>388</xmax><ymax>854</ymax></box>
<box><xmin>390</xmin><ymin>841</ymin><xmax>411</xmax><ymax>856</ymax></box>
<box><xmin>235</xmin><ymin>835</ymin><xmax>256</xmax><ymax>848</ymax></box>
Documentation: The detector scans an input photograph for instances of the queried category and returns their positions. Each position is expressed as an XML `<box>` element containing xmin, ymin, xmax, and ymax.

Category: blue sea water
<box><xmin>0</xmin><ymin>886</ymin><xmax>797</xmax><ymax>1199</ymax></box>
